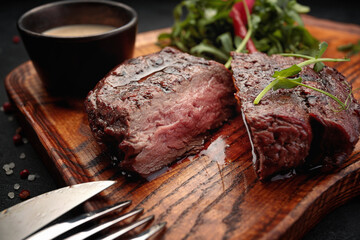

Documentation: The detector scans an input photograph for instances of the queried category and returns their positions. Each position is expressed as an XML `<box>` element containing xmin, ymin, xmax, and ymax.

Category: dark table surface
<box><xmin>1</xmin><ymin>0</ymin><xmax>359</xmax><ymax>239</ymax></box>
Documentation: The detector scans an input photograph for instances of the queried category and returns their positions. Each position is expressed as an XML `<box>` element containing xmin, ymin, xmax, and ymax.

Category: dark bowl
<box><xmin>17</xmin><ymin>0</ymin><xmax>137</xmax><ymax>97</ymax></box>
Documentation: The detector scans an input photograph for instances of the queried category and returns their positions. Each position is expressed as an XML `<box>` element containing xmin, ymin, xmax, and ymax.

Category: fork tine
<box><xmin>130</xmin><ymin>222</ymin><xmax>167</xmax><ymax>240</ymax></box>
<box><xmin>26</xmin><ymin>200</ymin><xmax>131</xmax><ymax>240</ymax></box>
<box><xmin>101</xmin><ymin>215</ymin><xmax>155</xmax><ymax>240</ymax></box>
<box><xmin>65</xmin><ymin>208</ymin><xmax>144</xmax><ymax>240</ymax></box>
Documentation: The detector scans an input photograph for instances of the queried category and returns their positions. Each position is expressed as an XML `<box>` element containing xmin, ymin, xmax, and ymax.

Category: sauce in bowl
<box><xmin>42</xmin><ymin>24</ymin><xmax>116</xmax><ymax>37</ymax></box>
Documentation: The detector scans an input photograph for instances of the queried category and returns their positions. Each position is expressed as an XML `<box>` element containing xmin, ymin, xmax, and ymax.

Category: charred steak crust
<box><xmin>85</xmin><ymin>47</ymin><xmax>236</xmax><ymax>177</ymax></box>
<box><xmin>231</xmin><ymin>52</ymin><xmax>360</xmax><ymax>180</ymax></box>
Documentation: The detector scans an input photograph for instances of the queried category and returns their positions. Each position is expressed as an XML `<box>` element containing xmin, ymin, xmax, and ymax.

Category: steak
<box><xmin>231</xmin><ymin>52</ymin><xmax>360</xmax><ymax>180</ymax></box>
<box><xmin>85</xmin><ymin>47</ymin><xmax>236</xmax><ymax>177</ymax></box>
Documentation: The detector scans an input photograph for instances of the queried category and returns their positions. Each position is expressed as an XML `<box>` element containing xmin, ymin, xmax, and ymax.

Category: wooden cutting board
<box><xmin>5</xmin><ymin>15</ymin><xmax>360</xmax><ymax>240</ymax></box>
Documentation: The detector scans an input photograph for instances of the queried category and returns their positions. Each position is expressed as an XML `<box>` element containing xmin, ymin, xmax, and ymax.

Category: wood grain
<box><xmin>5</xmin><ymin>16</ymin><xmax>360</xmax><ymax>240</ymax></box>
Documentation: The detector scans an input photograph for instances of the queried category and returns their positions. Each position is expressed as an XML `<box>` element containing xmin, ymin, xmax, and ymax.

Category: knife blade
<box><xmin>0</xmin><ymin>180</ymin><xmax>115</xmax><ymax>240</ymax></box>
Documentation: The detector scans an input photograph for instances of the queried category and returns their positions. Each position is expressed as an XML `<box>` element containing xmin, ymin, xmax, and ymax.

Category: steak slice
<box><xmin>231</xmin><ymin>52</ymin><xmax>360</xmax><ymax>180</ymax></box>
<box><xmin>85</xmin><ymin>47</ymin><xmax>236</xmax><ymax>177</ymax></box>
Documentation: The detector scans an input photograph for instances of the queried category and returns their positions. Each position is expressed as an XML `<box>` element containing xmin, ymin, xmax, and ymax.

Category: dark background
<box><xmin>0</xmin><ymin>0</ymin><xmax>359</xmax><ymax>239</ymax></box>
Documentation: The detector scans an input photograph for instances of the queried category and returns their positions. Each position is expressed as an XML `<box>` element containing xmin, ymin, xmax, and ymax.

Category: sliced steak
<box><xmin>231</xmin><ymin>52</ymin><xmax>360</xmax><ymax>180</ymax></box>
<box><xmin>85</xmin><ymin>47</ymin><xmax>236</xmax><ymax>177</ymax></box>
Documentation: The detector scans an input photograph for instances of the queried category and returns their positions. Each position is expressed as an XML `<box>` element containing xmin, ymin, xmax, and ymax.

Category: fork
<box><xmin>26</xmin><ymin>200</ymin><xmax>166</xmax><ymax>240</ymax></box>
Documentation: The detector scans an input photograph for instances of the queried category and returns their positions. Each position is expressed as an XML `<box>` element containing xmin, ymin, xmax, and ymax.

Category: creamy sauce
<box><xmin>42</xmin><ymin>24</ymin><xmax>116</xmax><ymax>37</ymax></box>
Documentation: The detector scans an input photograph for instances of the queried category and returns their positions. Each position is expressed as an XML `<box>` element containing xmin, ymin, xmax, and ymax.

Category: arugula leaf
<box><xmin>312</xmin><ymin>42</ymin><xmax>327</xmax><ymax>72</ymax></box>
<box><xmin>158</xmin><ymin>0</ymin><xmax>320</xmax><ymax>63</ymax></box>
<box><xmin>316</xmin><ymin>42</ymin><xmax>328</xmax><ymax>58</ymax></box>
<box><xmin>251</xmin><ymin>0</ymin><xmax>319</xmax><ymax>56</ymax></box>
<box><xmin>273</xmin><ymin>64</ymin><xmax>302</xmax><ymax>78</ymax></box>
<box><xmin>338</xmin><ymin>40</ymin><xmax>360</xmax><ymax>57</ymax></box>
<box><xmin>289</xmin><ymin>1</ymin><xmax>310</xmax><ymax>14</ymax></box>
<box><xmin>254</xmin><ymin>42</ymin><xmax>350</xmax><ymax>110</ymax></box>
<box><xmin>190</xmin><ymin>42</ymin><xmax>229</xmax><ymax>61</ymax></box>
<box><xmin>273</xmin><ymin>77</ymin><xmax>302</xmax><ymax>90</ymax></box>
<box><xmin>313</xmin><ymin>61</ymin><xmax>324</xmax><ymax>72</ymax></box>
<box><xmin>217</xmin><ymin>32</ymin><xmax>236</xmax><ymax>53</ymax></box>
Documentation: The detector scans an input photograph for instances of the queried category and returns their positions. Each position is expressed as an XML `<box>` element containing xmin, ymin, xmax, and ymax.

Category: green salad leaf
<box><xmin>158</xmin><ymin>0</ymin><xmax>237</xmax><ymax>63</ymax></box>
<box><xmin>158</xmin><ymin>0</ymin><xmax>320</xmax><ymax>63</ymax></box>
<box><xmin>250</xmin><ymin>0</ymin><xmax>318</xmax><ymax>55</ymax></box>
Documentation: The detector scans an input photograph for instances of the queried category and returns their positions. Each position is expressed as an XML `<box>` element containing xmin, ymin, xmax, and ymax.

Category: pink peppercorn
<box><xmin>12</xmin><ymin>35</ymin><xmax>20</xmax><ymax>44</ymax></box>
<box><xmin>20</xmin><ymin>169</ymin><xmax>30</xmax><ymax>179</ymax></box>
<box><xmin>19</xmin><ymin>190</ymin><xmax>30</xmax><ymax>200</ymax></box>
<box><xmin>13</xmin><ymin>134</ymin><xmax>22</xmax><ymax>145</ymax></box>
<box><xmin>2</xmin><ymin>102</ymin><xmax>12</xmax><ymax>113</ymax></box>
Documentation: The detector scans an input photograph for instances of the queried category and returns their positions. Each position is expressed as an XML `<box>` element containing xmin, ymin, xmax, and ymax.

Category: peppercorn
<box><xmin>2</xmin><ymin>102</ymin><xmax>12</xmax><ymax>113</ymax></box>
<box><xmin>12</xmin><ymin>35</ymin><xmax>20</xmax><ymax>44</ymax></box>
<box><xmin>19</xmin><ymin>190</ymin><xmax>30</xmax><ymax>200</ymax></box>
<box><xmin>20</xmin><ymin>169</ymin><xmax>29</xmax><ymax>179</ymax></box>
<box><xmin>13</xmin><ymin>133</ymin><xmax>22</xmax><ymax>145</ymax></box>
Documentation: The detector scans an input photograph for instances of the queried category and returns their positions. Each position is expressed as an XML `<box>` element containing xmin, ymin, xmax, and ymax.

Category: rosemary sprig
<box><xmin>253</xmin><ymin>42</ymin><xmax>350</xmax><ymax>110</ymax></box>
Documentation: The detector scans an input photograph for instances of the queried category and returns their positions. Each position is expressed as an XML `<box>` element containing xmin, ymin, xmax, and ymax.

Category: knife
<box><xmin>0</xmin><ymin>180</ymin><xmax>115</xmax><ymax>240</ymax></box>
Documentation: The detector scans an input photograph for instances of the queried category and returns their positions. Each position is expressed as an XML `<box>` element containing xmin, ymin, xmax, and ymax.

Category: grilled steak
<box><xmin>231</xmin><ymin>52</ymin><xmax>360</xmax><ymax>180</ymax></box>
<box><xmin>85</xmin><ymin>47</ymin><xmax>236</xmax><ymax>177</ymax></box>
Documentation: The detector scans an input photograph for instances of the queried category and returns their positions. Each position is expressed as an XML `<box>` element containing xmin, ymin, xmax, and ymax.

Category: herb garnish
<box><xmin>337</xmin><ymin>40</ymin><xmax>360</xmax><ymax>57</ymax></box>
<box><xmin>225</xmin><ymin>0</ymin><xmax>253</xmax><ymax>69</ymax></box>
<box><xmin>158</xmin><ymin>0</ymin><xmax>320</xmax><ymax>63</ymax></box>
<box><xmin>253</xmin><ymin>42</ymin><xmax>350</xmax><ymax>109</ymax></box>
